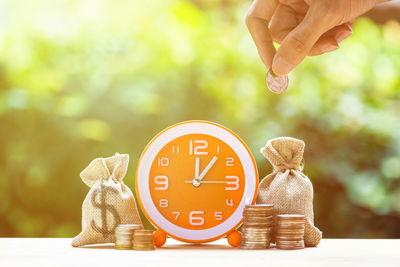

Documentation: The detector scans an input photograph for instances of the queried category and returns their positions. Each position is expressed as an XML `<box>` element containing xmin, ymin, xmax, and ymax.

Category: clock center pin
<box><xmin>192</xmin><ymin>178</ymin><xmax>201</xmax><ymax>187</ymax></box>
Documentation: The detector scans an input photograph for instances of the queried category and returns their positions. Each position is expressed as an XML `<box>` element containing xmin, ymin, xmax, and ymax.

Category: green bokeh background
<box><xmin>1</xmin><ymin>0</ymin><xmax>400</xmax><ymax>238</ymax></box>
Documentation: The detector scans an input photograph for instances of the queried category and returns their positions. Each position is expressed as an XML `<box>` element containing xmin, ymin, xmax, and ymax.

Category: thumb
<box><xmin>272</xmin><ymin>11</ymin><xmax>332</xmax><ymax>76</ymax></box>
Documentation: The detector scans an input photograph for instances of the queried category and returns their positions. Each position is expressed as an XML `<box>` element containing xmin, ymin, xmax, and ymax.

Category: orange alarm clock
<box><xmin>135</xmin><ymin>121</ymin><xmax>258</xmax><ymax>247</ymax></box>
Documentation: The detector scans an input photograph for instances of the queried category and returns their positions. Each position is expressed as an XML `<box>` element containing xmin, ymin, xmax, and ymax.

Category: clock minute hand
<box><xmin>196</xmin><ymin>156</ymin><xmax>218</xmax><ymax>181</ymax></box>
<box><xmin>195</xmin><ymin>157</ymin><xmax>200</xmax><ymax>179</ymax></box>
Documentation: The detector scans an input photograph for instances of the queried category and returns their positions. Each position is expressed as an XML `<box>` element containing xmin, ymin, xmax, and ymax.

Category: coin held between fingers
<box><xmin>266</xmin><ymin>69</ymin><xmax>289</xmax><ymax>94</ymax></box>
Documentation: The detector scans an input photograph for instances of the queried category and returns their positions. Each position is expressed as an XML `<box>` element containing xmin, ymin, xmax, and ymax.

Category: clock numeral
<box><xmin>189</xmin><ymin>140</ymin><xmax>208</xmax><ymax>155</ymax></box>
<box><xmin>154</xmin><ymin>176</ymin><xmax>168</xmax><ymax>190</ymax></box>
<box><xmin>158</xmin><ymin>157</ymin><xmax>169</xmax><ymax>166</ymax></box>
<box><xmin>172</xmin><ymin>146</ymin><xmax>180</xmax><ymax>154</ymax></box>
<box><xmin>226</xmin><ymin>199</ymin><xmax>234</xmax><ymax>207</ymax></box>
<box><xmin>189</xmin><ymin>211</ymin><xmax>205</xmax><ymax>226</ymax></box>
<box><xmin>159</xmin><ymin>199</ymin><xmax>168</xmax><ymax>208</ymax></box>
<box><xmin>225</xmin><ymin>176</ymin><xmax>239</xmax><ymax>191</ymax></box>
<box><xmin>226</xmin><ymin>157</ymin><xmax>234</xmax><ymax>166</ymax></box>
<box><xmin>217</xmin><ymin>146</ymin><xmax>220</xmax><ymax>154</ymax></box>
<box><xmin>172</xmin><ymin>212</ymin><xmax>180</xmax><ymax>220</ymax></box>
<box><xmin>214</xmin><ymin>211</ymin><xmax>223</xmax><ymax>221</ymax></box>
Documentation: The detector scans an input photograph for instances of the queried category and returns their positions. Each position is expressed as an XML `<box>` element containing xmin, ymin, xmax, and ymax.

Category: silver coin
<box><xmin>277</xmin><ymin>245</ymin><xmax>304</xmax><ymax>250</ymax></box>
<box><xmin>243</xmin><ymin>222</ymin><xmax>273</xmax><ymax>228</ymax></box>
<box><xmin>277</xmin><ymin>214</ymin><xmax>305</xmax><ymax>220</ymax></box>
<box><xmin>242</xmin><ymin>240</ymin><xmax>270</xmax><ymax>244</ymax></box>
<box><xmin>266</xmin><ymin>70</ymin><xmax>288</xmax><ymax>94</ymax></box>
<box><xmin>242</xmin><ymin>236</ymin><xmax>270</xmax><ymax>240</ymax></box>
<box><xmin>243</xmin><ymin>217</ymin><xmax>273</xmax><ymax>221</ymax></box>
<box><xmin>245</xmin><ymin>204</ymin><xmax>274</xmax><ymax>209</ymax></box>
<box><xmin>242</xmin><ymin>228</ymin><xmax>271</xmax><ymax>232</ymax></box>
<box><xmin>240</xmin><ymin>247</ymin><xmax>267</xmax><ymax>250</ymax></box>
<box><xmin>243</xmin><ymin>231</ymin><xmax>271</xmax><ymax>235</ymax></box>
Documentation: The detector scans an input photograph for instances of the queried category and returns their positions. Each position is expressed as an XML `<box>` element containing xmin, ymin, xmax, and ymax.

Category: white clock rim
<box><xmin>137</xmin><ymin>121</ymin><xmax>257</xmax><ymax>241</ymax></box>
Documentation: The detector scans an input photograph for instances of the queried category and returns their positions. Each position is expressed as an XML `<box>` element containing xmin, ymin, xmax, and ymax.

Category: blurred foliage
<box><xmin>0</xmin><ymin>0</ymin><xmax>400</xmax><ymax>238</ymax></box>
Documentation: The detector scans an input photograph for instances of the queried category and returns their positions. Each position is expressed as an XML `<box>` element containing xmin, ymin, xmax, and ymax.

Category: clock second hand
<box><xmin>185</xmin><ymin>180</ymin><xmax>227</xmax><ymax>184</ymax></box>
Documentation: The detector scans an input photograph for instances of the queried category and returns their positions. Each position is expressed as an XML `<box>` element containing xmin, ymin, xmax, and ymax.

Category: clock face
<box><xmin>136</xmin><ymin>121</ymin><xmax>258</xmax><ymax>243</ymax></box>
<box><xmin>149</xmin><ymin>133</ymin><xmax>245</xmax><ymax>230</ymax></box>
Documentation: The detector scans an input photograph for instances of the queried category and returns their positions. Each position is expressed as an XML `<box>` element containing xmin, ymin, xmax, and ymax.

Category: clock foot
<box><xmin>153</xmin><ymin>229</ymin><xmax>167</xmax><ymax>247</ymax></box>
<box><xmin>227</xmin><ymin>230</ymin><xmax>241</xmax><ymax>247</ymax></box>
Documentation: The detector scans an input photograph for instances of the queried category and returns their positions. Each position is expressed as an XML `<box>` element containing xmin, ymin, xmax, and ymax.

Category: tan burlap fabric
<box><xmin>72</xmin><ymin>153</ymin><xmax>142</xmax><ymax>247</ymax></box>
<box><xmin>256</xmin><ymin>137</ymin><xmax>322</xmax><ymax>247</ymax></box>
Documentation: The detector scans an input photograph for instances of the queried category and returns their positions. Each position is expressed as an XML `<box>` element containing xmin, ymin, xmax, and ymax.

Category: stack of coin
<box><xmin>115</xmin><ymin>224</ymin><xmax>143</xmax><ymax>250</ymax></box>
<box><xmin>240</xmin><ymin>204</ymin><xmax>274</xmax><ymax>249</ymax></box>
<box><xmin>276</xmin><ymin>214</ymin><xmax>305</xmax><ymax>250</ymax></box>
<box><xmin>133</xmin><ymin>230</ymin><xmax>155</xmax><ymax>251</ymax></box>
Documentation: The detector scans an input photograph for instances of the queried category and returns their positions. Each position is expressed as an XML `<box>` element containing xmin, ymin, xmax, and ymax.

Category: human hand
<box><xmin>245</xmin><ymin>0</ymin><xmax>388</xmax><ymax>76</ymax></box>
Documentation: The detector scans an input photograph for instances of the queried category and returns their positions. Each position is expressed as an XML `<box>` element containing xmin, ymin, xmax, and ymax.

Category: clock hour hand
<box><xmin>195</xmin><ymin>156</ymin><xmax>218</xmax><ymax>181</ymax></box>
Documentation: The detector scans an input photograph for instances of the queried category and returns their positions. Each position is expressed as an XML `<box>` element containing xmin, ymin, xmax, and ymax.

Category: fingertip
<box><xmin>321</xmin><ymin>42</ymin><xmax>340</xmax><ymax>53</ymax></box>
<box><xmin>272</xmin><ymin>54</ymin><xmax>294</xmax><ymax>76</ymax></box>
<box><xmin>336</xmin><ymin>30</ymin><xmax>353</xmax><ymax>43</ymax></box>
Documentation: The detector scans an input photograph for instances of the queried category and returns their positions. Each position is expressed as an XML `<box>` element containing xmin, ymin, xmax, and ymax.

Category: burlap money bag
<box><xmin>256</xmin><ymin>137</ymin><xmax>322</xmax><ymax>247</ymax></box>
<box><xmin>72</xmin><ymin>153</ymin><xmax>142</xmax><ymax>247</ymax></box>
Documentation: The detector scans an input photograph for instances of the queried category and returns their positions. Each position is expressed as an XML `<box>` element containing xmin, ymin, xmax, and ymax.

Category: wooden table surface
<box><xmin>1</xmin><ymin>238</ymin><xmax>399</xmax><ymax>267</ymax></box>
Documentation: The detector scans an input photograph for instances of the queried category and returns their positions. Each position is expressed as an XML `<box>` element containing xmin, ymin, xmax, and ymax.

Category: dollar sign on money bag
<box><xmin>90</xmin><ymin>183</ymin><xmax>121</xmax><ymax>238</ymax></box>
